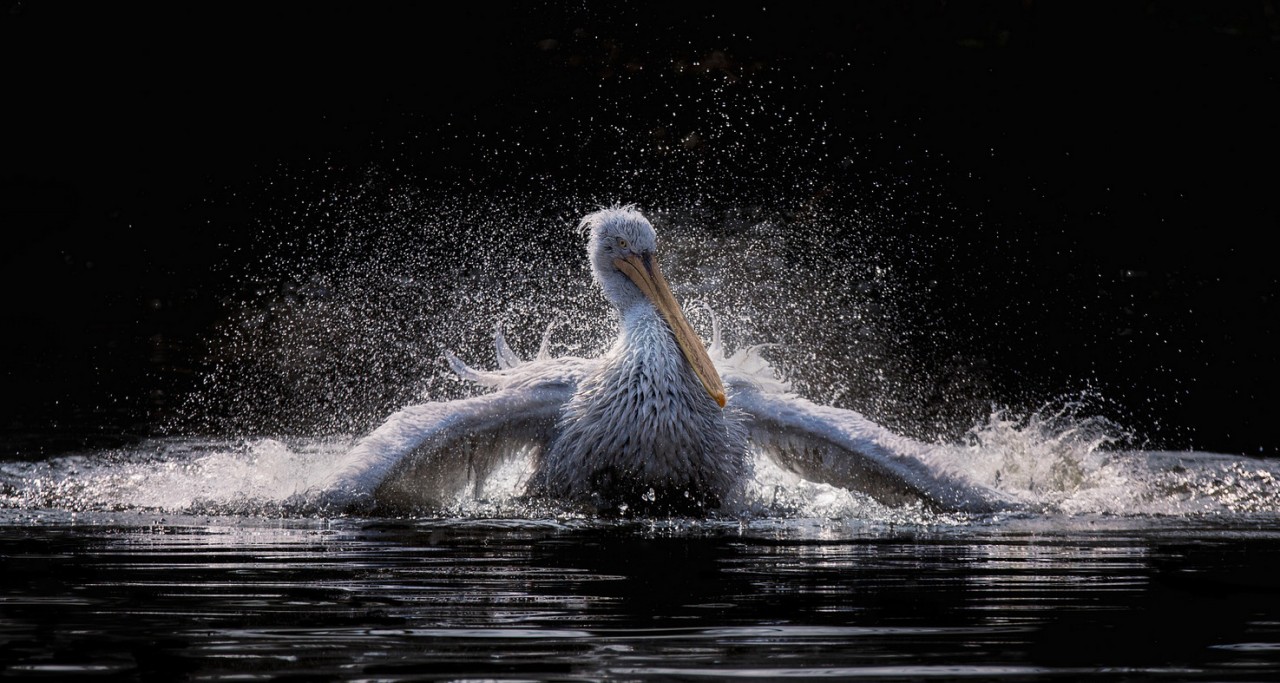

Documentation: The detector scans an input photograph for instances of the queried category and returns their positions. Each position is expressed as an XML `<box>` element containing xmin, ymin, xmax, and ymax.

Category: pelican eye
<box><xmin>617</xmin><ymin>238</ymin><xmax>628</xmax><ymax>249</ymax></box>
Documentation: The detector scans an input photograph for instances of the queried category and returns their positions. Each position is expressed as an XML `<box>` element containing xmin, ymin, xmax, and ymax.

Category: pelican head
<box><xmin>581</xmin><ymin>207</ymin><xmax>727</xmax><ymax>408</ymax></box>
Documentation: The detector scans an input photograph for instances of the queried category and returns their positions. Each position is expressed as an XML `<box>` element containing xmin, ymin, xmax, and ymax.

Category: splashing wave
<box><xmin>5</xmin><ymin>404</ymin><xmax>1276</xmax><ymax>523</ymax></box>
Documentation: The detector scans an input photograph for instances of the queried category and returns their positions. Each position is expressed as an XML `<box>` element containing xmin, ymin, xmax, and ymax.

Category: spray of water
<box><xmin>6</xmin><ymin>397</ymin><xmax>1279</xmax><ymax>522</ymax></box>
<box><xmin>7</xmin><ymin>44</ymin><xmax>1276</xmax><ymax>523</ymax></box>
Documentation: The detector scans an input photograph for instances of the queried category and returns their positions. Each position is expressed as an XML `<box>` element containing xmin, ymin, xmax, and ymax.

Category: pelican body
<box><xmin>321</xmin><ymin>207</ymin><xmax>1010</xmax><ymax>516</ymax></box>
<box><xmin>532</xmin><ymin>209</ymin><xmax>746</xmax><ymax>513</ymax></box>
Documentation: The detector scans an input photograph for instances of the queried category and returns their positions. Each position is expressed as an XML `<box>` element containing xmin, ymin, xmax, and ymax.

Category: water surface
<box><xmin>4</xmin><ymin>504</ymin><xmax>1280</xmax><ymax>680</ymax></box>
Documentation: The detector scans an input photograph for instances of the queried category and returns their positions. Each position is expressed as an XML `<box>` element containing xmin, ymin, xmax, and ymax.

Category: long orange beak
<box><xmin>614</xmin><ymin>252</ymin><xmax>727</xmax><ymax>408</ymax></box>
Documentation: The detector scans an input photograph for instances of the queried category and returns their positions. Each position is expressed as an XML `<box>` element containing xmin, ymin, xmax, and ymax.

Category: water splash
<box><xmin>8</xmin><ymin>34</ymin><xmax>1273</xmax><ymax>525</ymax></box>
<box><xmin>0</xmin><ymin>438</ymin><xmax>351</xmax><ymax>517</ymax></box>
<box><xmin>4</xmin><ymin>417</ymin><xmax>1278</xmax><ymax>522</ymax></box>
<box><xmin>174</xmin><ymin>54</ymin><xmax>994</xmax><ymax>445</ymax></box>
<box><xmin>930</xmin><ymin>400</ymin><xmax>1280</xmax><ymax>517</ymax></box>
<box><xmin>10</xmin><ymin>192</ymin><xmax>1276</xmax><ymax>522</ymax></box>
<box><xmin>951</xmin><ymin>399</ymin><xmax>1135</xmax><ymax>514</ymax></box>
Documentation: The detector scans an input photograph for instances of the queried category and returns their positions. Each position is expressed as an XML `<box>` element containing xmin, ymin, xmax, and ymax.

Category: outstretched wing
<box><xmin>708</xmin><ymin>334</ymin><xmax>1011</xmax><ymax>513</ymax></box>
<box><xmin>318</xmin><ymin>384</ymin><xmax>572</xmax><ymax>512</ymax></box>
<box><xmin>317</xmin><ymin>325</ymin><xmax>597</xmax><ymax>513</ymax></box>
<box><xmin>731</xmin><ymin>386</ymin><xmax>1012</xmax><ymax>513</ymax></box>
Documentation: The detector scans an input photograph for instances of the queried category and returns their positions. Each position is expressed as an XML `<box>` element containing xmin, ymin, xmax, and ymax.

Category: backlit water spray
<box><xmin>3</xmin><ymin>192</ymin><xmax>1278</xmax><ymax>521</ymax></box>
<box><xmin>3</xmin><ymin>65</ymin><xmax>1277</xmax><ymax>524</ymax></box>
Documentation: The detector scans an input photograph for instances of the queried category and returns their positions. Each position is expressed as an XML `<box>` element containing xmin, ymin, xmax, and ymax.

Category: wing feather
<box><xmin>318</xmin><ymin>384</ymin><xmax>572</xmax><ymax>512</ymax></box>
<box><xmin>733</xmin><ymin>387</ymin><xmax>1013</xmax><ymax>513</ymax></box>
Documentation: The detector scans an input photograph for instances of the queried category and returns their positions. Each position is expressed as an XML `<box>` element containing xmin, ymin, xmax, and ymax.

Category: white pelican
<box><xmin>319</xmin><ymin>207</ymin><xmax>1007</xmax><ymax>515</ymax></box>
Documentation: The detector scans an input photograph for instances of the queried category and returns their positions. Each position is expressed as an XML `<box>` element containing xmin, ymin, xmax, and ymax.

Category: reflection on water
<box><xmin>2</xmin><ymin>516</ymin><xmax>1279</xmax><ymax>680</ymax></box>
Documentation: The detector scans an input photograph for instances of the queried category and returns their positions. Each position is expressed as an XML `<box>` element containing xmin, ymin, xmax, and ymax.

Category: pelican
<box><xmin>318</xmin><ymin>207</ymin><xmax>1007</xmax><ymax>515</ymax></box>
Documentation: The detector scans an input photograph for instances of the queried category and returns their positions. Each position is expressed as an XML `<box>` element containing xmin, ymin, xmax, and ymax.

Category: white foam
<box><xmin>0</xmin><ymin>438</ymin><xmax>352</xmax><ymax>516</ymax></box>
<box><xmin>3</xmin><ymin>413</ymin><xmax>1277</xmax><ymax>522</ymax></box>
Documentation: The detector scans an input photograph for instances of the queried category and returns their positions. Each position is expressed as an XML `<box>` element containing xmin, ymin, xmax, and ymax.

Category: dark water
<box><xmin>4</xmin><ymin>514</ymin><xmax>1280</xmax><ymax>680</ymax></box>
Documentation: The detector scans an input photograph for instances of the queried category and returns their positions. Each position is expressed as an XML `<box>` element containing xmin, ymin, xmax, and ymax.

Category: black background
<box><xmin>2</xmin><ymin>2</ymin><xmax>1277</xmax><ymax>457</ymax></box>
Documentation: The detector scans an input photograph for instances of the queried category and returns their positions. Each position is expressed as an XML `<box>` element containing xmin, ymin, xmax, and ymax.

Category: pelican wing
<box><xmin>313</xmin><ymin>329</ymin><xmax>601</xmax><ymax>512</ymax></box>
<box><xmin>319</xmin><ymin>384</ymin><xmax>572</xmax><ymax>512</ymax></box>
<box><xmin>731</xmin><ymin>386</ymin><xmax>1011</xmax><ymax>513</ymax></box>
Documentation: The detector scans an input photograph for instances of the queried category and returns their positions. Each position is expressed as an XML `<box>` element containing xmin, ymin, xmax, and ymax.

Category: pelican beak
<box><xmin>615</xmin><ymin>252</ymin><xmax>727</xmax><ymax>408</ymax></box>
